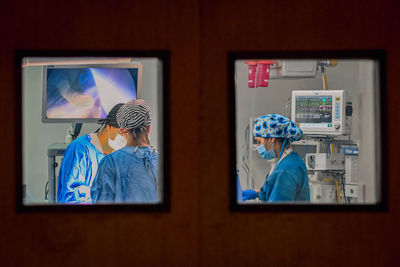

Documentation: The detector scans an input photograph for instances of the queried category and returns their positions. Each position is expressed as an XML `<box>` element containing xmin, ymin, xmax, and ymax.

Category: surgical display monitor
<box><xmin>42</xmin><ymin>63</ymin><xmax>142</xmax><ymax>123</ymax></box>
<box><xmin>291</xmin><ymin>90</ymin><xmax>349</xmax><ymax>135</ymax></box>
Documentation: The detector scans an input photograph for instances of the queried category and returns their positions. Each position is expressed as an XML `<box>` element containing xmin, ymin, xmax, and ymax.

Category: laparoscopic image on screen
<box><xmin>45</xmin><ymin>68</ymin><xmax>138</xmax><ymax>120</ymax></box>
<box><xmin>234</xmin><ymin>58</ymin><xmax>382</xmax><ymax>205</ymax></box>
<box><xmin>22</xmin><ymin>57</ymin><xmax>164</xmax><ymax>206</ymax></box>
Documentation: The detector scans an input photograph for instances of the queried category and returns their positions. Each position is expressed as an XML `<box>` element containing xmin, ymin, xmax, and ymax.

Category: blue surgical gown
<box><xmin>259</xmin><ymin>152</ymin><xmax>310</xmax><ymax>202</ymax></box>
<box><xmin>57</xmin><ymin>134</ymin><xmax>105</xmax><ymax>204</ymax></box>
<box><xmin>91</xmin><ymin>146</ymin><xmax>158</xmax><ymax>203</ymax></box>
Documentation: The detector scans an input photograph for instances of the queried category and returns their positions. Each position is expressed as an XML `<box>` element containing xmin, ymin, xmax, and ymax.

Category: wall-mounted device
<box><xmin>291</xmin><ymin>90</ymin><xmax>351</xmax><ymax>135</ymax></box>
<box><xmin>281</xmin><ymin>60</ymin><xmax>317</xmax><ymax>78</ymax></box>
<box><xmin>309</xmin><ymin>181</ymin><xmax>338</xmax><ymax>203</ymax></box>
<box><xmin>344</xmin><ymin>147</ymin><xmax>359</xmax><ymax>184</ymax></box>
<box><xmin>268</xmin><ymin>60</ymin><xmax>317</xmax><ymax>79</ymax></box>
<box><xmin>306</xmin><ymin>153</ymin><xmax>345</xmax><ymax>171</ymax></box>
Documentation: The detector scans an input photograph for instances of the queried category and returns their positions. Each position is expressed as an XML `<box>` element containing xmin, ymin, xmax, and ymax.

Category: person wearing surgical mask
<box><xmin>242</xmin><ymin>114</ymin><xmax>310</xmax><ymax>202</ymax></box>
<box><xmin>91</xmin><ymin>99</ymin><xmax>158</xmax><ymax>203</ymax></box>
<box><xmin>57</xmin><ymin>103</ymin><xmax>124</xmax><ymax>204</ymax></box>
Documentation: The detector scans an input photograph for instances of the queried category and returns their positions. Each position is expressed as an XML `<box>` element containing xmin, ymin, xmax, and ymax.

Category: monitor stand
<box><xmin>65</xmin><ymin>123</ymin><xmax>83</xmax><ymax>144</ymax></box>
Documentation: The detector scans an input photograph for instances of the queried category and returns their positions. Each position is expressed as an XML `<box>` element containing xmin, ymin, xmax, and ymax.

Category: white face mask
<box><xmin>108</xmin><ymin>134</ymin><xmax>127</xmax><ymax>150</ymax></box>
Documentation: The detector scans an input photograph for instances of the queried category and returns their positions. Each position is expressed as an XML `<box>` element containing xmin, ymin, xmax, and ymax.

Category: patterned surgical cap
<box><xmin>253</xmin><ymin>114</ymin><xmax>303</xmax><ymax>142</ymax></box>
<box><xmin>116</xmin><ymin>99</ymin><xmax>151</xmax><ymax>131</ymax></box>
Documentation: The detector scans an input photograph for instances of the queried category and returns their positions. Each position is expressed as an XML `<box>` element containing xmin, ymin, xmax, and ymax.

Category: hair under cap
<box><xmin>116</xmin><ymin>99</ymin><xmax>151</xmax><ymax>131</ymax></box>
<box><xmin>253</xmin><ymin>113</ymin><xmax>303</xmax><ymax>142</ymax></box>
<box><xmin>97</xmin><ymin>103</ymin><xmax>124</xmax><ymax>128</ymax></box>
<box><xmin>95</xmin><ymin>103</ymin><xmax>123</xmax><ymax>133</ymax></box>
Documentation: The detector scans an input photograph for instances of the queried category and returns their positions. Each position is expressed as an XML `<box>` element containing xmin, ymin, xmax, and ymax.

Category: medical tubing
<box><xmin>341</xmin><ymin>174</ymin><xmax>347</xmax><ymax>204</ymax></box>
<box><xmin>251</xmin><ymin>76</ymin><xmax>256</xmax><ymax>116</ymax></box>
<box><xmin>243</xmin><ymin>126</ymin><xmax>250</xmax><ymax>186</ymax></box>
<box><xmin>248</xmin><ymin>141</ymin><xmax>253</xmax><ymax>189</ymax></box>
<box><xmin>45</xmin><ymin>181</ymin><xmax>49</xmax><ymax>200</ymax></box>
<box><xmin>335</xmin><ymin>179</ymin><xmax>342</xmax><ymax>204</ymax></box>
<box><xmin>323</xmin><ymin>74</ymin><xmax>328</xmax><ymax>90</ymax></box>
<box><xmin>283</xmin><ymin>98</ymin><xmax>292</xmax><ymax>118</ymax></box>
<box><xmin>305</xmin><ymin>138</ymin><xmax>309</xmax><ymax>160</ymax></box>
<box><xmin>242</xmin><ymin>126</ymin><xmax>252</xmax><ymax>188</ymax></box>
<box><xmin>241</xmin><ymin>162</ymin><xmax>249</xmax><ymax>177</ymax></box>
<box><xmin>249</xmin><ymin>84</ymin><xmax>257</xmax><ymax>189</ymax></box>
<box><xmin>326</xmin><ymin>139</ymin><xmax>331</xmax><ymax>158</ymax></box>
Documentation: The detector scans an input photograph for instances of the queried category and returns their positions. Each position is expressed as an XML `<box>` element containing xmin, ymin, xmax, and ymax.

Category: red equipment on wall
<box><xmin>245</xmin><ymin>60</ymin><xmax>276</xmax><ymax>88</ymax></box>
<box><xmin>247</xmin><ymin>61</ymin><xmax>258</xmax><ymax>88</ymax></box>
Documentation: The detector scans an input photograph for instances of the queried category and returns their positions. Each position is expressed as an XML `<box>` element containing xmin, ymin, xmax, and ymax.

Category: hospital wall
<box><xmin>1</xmin><ymin>0</ymin><xmax>399</xmax><ymax>266</ymax></box>
<box><xmin>235</xmin><ymin>60</ymin><xmax>378</xmax><ymax>203</ymax></box>
<box><xmin>22</xmin><ymin>58</ymin><xmax>161</xmax><ymax>204</ymax></box>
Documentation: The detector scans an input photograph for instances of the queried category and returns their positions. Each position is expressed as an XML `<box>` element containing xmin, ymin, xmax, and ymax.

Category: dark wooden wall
<box><xmin>1</xmin><ymin>0</ymin><xmax>399</xmax><ymax>266</ymax></box>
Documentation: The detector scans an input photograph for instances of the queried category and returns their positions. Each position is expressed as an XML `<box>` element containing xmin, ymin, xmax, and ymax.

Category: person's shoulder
<box><xmin>111</xmin><ymin>147</ymin><xmax>131</xmax><ymax>156</ymax></box>
<box><xmin>98</xmin><ymin>152</ymin><xmax>116</xmax><ymax>168</ymax></box>
<box><xmin>117</xmin><ymin>146</ymin><xmax>157</xmax><ymax>157</ymax></box>
<box><xmin>70</xmin><ymin>134</ymin><xmax>89</xmax><ymax>146</ymax></box>
<box><xmin>105</xmin><ymin>147</ymin><xmax>134</xmax><ymax>162</ymax></box>
<box><xmin>279</xmin><ymin>152</ymin><xmax>306</xmax><ymax>170</ymax></box>
<box><xmin>65</xmin><ymin>134</ymin><xmax>90</xmax><ymax>152</ymax></box>
<box><xmin>286</xmin><ymin>152</ymin><xmax>304</xmax><ymax>163</ymax></box>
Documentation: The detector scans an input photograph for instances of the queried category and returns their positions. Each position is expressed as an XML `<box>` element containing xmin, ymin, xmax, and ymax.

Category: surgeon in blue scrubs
<box><xmin>242</xmin><ymin>114</ymin><xmax>310</xmax><ymax>202</ymax></box>
<box><xmin>57</xmin><ymin>103</ymin><xmax>125</xmax><ymax>204</ymax></box>
<box><xmin>91</xmin><ymin>99</ymin><xmax>158</xmax><ymax>203</ymax></box>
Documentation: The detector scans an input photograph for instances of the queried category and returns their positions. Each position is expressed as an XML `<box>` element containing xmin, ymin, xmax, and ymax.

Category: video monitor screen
<box><xmin>295</xmin><ymin>96</ymin><xmax>333</xmax><ymax>124</ymax></box>
<box><xmin>44</xmin><ymin>67</ymin><xmax>139</xmax><ymax>121</ymax></box>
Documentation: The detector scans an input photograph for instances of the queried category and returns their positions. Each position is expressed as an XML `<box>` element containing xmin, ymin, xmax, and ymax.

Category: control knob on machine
<box><xmin>334</xmin><ymin>122</ymin><xmax>341</xmax><ymax>129</ymax></box>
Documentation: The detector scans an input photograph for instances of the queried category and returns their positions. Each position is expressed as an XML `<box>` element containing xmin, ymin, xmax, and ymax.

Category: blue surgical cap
<box><xmin>253</xmin><ymin>114</ymin><xmax>303</xmax><ymax>142</ymax></box>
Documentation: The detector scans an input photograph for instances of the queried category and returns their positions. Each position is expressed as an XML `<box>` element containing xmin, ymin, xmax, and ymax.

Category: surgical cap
<box><xmin>116</xmin><ymin>99</ymin><xmax>151</xmax><ymax>131</ymax></box>
<box><xmin>253</xmin><ymin>114</ymin><xmax>303</xmax><ymax>142</ymax></box>
<box><xmin>97</xmin><ymin>103</ymin><xmax>124</xmax><ymax>128</ymax></box>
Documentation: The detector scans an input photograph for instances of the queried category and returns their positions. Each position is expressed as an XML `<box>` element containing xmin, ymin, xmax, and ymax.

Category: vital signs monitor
<box><xmin>291</xmin><ymin>90</ymin><xmax>350</xmax><ymax>135</ymax></box>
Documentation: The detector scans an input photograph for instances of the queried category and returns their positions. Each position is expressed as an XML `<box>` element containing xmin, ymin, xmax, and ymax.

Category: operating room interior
<box><xmin>22</xmin><ymin>57</ymin><xmax>163</xmax><ymax>205</ymax></box>
<box><xmin>235</xmin><ymin>59</ymin><xmax>381</xmax><ymax>204</ymax></box>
